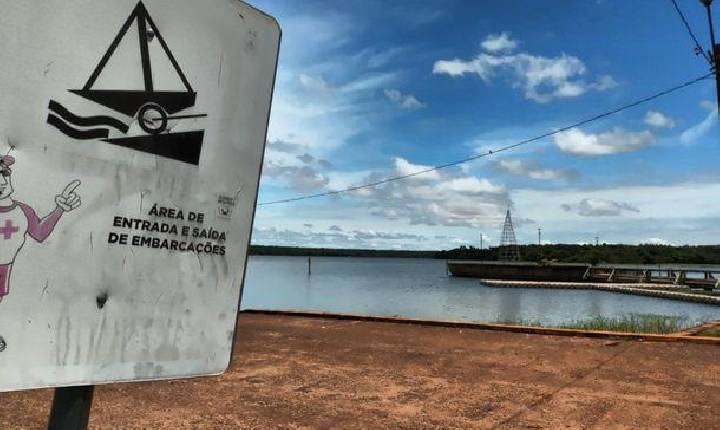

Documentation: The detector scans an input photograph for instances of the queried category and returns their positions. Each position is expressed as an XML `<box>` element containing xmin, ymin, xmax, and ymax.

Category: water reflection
<box><xmin>242</xmin><ymin>256</ymin><xmax>720</xmax><ymax>329</ymax></box>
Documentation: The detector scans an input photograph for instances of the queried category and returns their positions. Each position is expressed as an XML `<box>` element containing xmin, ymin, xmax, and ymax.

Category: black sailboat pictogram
<box><xmin>47</xmin><ymin>1</ymin><xmax>207</xmax><ymax>165</ymax></box>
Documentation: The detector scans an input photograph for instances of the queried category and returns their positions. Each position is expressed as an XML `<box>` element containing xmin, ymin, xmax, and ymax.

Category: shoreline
<box><xmin>241</xmin><ymin>309</ymin><xmax>720</xmax><ymax>343</ymax></box>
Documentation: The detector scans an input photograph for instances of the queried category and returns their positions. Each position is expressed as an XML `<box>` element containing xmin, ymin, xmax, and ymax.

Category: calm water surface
<box><xmin>242</xmin><ymin>256</ymin><xmax>720</xmax><ymax>328</ymax></box>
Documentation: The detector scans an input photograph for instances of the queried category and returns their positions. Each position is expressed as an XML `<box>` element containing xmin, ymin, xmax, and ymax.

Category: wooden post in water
<box><xmin>308</xmin><ymin>256</ymin><xmax>312</xmax><ymax>277</ymax></box>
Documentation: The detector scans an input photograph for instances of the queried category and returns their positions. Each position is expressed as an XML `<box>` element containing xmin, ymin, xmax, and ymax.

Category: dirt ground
<box><xmin>2</xmin><ymin>313</ymin><xmax>719</xmax><ymax>429</ymax></box>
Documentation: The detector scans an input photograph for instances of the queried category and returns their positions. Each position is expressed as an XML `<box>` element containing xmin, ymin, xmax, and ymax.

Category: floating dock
<box><xmin>447</xmin><ymin>261</ymin><xmax>589</xmax><ymax>282</ymax></box>
<box><xmin>447</xmin><ymin>261</ymin><xmax>720</xmax><ymax>290</ymax></box>
<box><xmin>480</xmin><ymin>280</ymin><xmax>720</xmax><ymax>306</ymax></box>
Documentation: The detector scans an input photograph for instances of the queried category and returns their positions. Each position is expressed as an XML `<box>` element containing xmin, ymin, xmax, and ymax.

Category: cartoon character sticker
<box><xmin>0</xmin><ymin>155</ymin><xmax>81</xmax><ymax>304</ymax></box>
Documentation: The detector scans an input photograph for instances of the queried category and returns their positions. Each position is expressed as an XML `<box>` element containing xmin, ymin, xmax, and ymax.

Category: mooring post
<box><xmin>308</xmin><ymin>256</ymin><xmax>311</xmax><ymax>277</ymax></box>
<box><xmin>47</xmin><ymin>385</ymin><xmax>95</xmax><ymax>430</ymax></box>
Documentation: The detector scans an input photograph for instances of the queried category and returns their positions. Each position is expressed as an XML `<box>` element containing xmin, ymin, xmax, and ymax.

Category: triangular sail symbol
<box><xmin>69</xmin><ymin>1</ymin><xmax>196</xmax><ymax>117</ymax></box>
<box><xmin>47</xmin><ymin>0</ymin><xmax>208</xmax><ymax>166</ymax></box>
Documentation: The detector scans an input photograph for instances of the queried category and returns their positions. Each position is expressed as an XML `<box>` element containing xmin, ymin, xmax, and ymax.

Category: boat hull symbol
<box><xmin>46</xmin><ymin>1</ymin><xmax>207</xmax><ymax>166</ymax></box>
<box><xmin>68</xmin><ymin>90</ymin><xmax>197</xmax><ymax>119</ymax></box>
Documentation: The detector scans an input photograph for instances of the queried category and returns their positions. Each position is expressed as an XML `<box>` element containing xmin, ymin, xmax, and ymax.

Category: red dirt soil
<box><xmin>1</xmin><ymin>313</ymin><xmax>719</xmax><ymax>429</ymax></box>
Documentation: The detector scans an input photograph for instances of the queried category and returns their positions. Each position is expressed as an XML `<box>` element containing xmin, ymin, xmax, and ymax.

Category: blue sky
<box><xmin>250</xmin><ymin>0</ymin><xmax>719</xmax><ymax>250</ymax></box>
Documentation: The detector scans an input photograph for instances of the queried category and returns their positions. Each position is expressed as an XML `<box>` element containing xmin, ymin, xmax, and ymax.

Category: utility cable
<box><xmin>670</xmin><ymin>0</ymin><xmax>713</xmax><ymax>64</ymax></box>
<box><xmin>258</xmin><ymin>72</ymin><xmax>713</xmax><ymax>207</ymax></box>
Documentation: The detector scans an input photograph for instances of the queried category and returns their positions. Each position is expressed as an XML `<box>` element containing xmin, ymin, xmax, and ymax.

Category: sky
<box><xmin>249</xmin><ymin>0</ymin><xmax>720</xmax><ymax>250</ymax></box>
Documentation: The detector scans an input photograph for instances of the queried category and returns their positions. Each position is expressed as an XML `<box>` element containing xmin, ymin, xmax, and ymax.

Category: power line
<box><xmin>670</xmin><ymin>0</ymin><xmax>713</xmax><ymax>64</ymax></box>
<box><xmin>258</xmin><ymin>72</ymin><xmax>713</xmax><ymax>207</ymax></box>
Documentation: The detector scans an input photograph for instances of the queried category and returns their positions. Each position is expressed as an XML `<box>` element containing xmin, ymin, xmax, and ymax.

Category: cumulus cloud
<box><xmin>480</xmin><ymin>32</ymin><xmax>518</xmax><ymax>52</ymax></box>
<box><xmin>553</xmin><ymin>127</ymin><xmax>653</xmax><ymax>156</ymax></box>
<box><xmin>384</xmin><ymin>88</ymin><xmax>425</xmax><ymax>109</ymax></box>
<box><xmin>263</xmin><ymin>161</ymin><xmax>329</xmax><ymax>192</ymax></box>
<box><xmin>497</xmin><ymin>159</ymin><xmax>577</xmax><ymax>180</ymax></box>
<box><xmin>680</xmin><ymin>109</ymin><xmax>718</xmax><ymax>145</ymax></box>
<box><xmin>561</xmin><ymin>198</ymin><xmax>639</xmax><ymax>217</ymax></box>
<box><xmin>252</xmin><ymin>226</ymin><xmax>429</xmax><ymax>248</ymax></box>
<box><xmin>352</xmin><ymin>230</ymin><xmax>426</xmax><ymax>240</ymax></box>
<box><xmin>392</xmin><ymin>157</ymin><xmax>441</xmax><ymax>180</ymax></box>
<box><xmin>267</xmin><ymin>138</ymin><xmax>308</xmax><ymax>154</ymax></box>
<box><xmin>437</xmin><ymin>177</ymin><xmax>504</xmax><ymax>194</ymax></box>
<box><xmin>263</xmin><ymin>137</ymin><xmax>336</xmax><ymax>193</ymax></box>
<box><xmin>433</xmin><ymin>33</ymin><xmax>617</xmax><ymax>103</ymax></box>
<box><xmin>297</xmin><ymin>153</ymin><xmax>315</xmax><ymax>164</ymax></box>
<box><xmin>345</xmin><ymin>157</ymin><xmax>511</xmax><ymax>228</ymax></box>
<box><xmin>644</xmin><ymin>111</ymin><xmax>675</xmax><ymax>128</ymax></box>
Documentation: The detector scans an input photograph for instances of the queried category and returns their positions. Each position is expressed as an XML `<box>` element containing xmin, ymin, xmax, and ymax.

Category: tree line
<box><xmin>251</xmin><ymin>244</ymin><xmax>720</xmax><ymax>265</ymax></box>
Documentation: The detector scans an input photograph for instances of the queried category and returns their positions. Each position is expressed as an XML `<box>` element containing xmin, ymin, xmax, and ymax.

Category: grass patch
<box><xmin>499</xmin><ymin>314</ymin><xmax>690</xmax><ymax>335</ymax></box>
<box><xmin>557</xmin><ymin>315</ymin><xmax>687</xmax><ymax>334</ymax></box>
<box><xmin>697</xmin><ymin>328</ymin><xmax>720</xmax><ymax>337</ymax></box>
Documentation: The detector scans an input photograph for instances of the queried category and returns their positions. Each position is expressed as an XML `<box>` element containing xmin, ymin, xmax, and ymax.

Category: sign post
<box><xmin>47</xmin><ymin>386</ymin><xmax>95</xmax><ymax>430</ymax></box>
<box><xmin>0</xmin><ymin>0</ymin><xmax>280</xmax><ymax>421</ymax></box>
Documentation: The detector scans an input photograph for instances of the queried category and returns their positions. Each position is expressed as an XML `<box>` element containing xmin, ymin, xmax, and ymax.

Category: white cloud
<box><xmin>511</xmin><ymin>181</ymin><xmax>720</xmax><ymax>245</ymax></box>
<box><xmin>264</xmin><ymin>10</ymin><xmax>402</xmax><ymax>175</ymax></box>
<box><xmin>340</xmin><ymin>73</ymin><xmax>398</xmax><ymax>93</ymax></box>
<box><xmin>480</xmin><ymin>32</ymin><xmax>518</xmax><ymax>52</ymax></box>
<box><xmin>640</xmin><ymin>237</ymin><xmax>672</xmax><ymax>246</ymax></box>
<box><xmin>438</xmin><ymin>177</ymin><xmax>505</xmax><ymax>194</ymax></box>
<box><xmin>644</xmin><ymin>111</ymin><xmax>675</xmax><ymax>128</ymax></box>
<box><xmin>680</xmin><ymin>109</ymin><xmax>718</xmax><ymax>145</ymax></box>
<box><xmin>590</xmin><ymin>75</ymin><xmax>619</xmax><ymax>91</ymax></box>
<box><xmin>433</xmin><ymin>34</ymin><xmax>617</xmax><ymax>103</ymax></box>
<box><xmin>366</xmin><ymin>47</ymin><xmax>406</xmax><ymax>68</ymax></box>
<box><xmin>251</xmin><ymin>225</ymin><xmax>430</xmax><ymax>249</ymax></box>
<box><xmin>263</xmin><ymin>161</ymin><xmax>329</xmax><ymax>192</ymax></box>
<box><xmin>700</xmin><ymin>100</ymin><xmax>715</xmax><ymax>111</ymax></box>
<box><xmin>383</xmin><ymin>88</ymin><xmax>425</xmax><ymax>109</ymax></box>
<box><xmin>553</xmin><ymin>127</ymin><xmax>653</xmax><ymax>156</ymax></box>
<box><xmin>561</xmin><ymin>198</ymin><xmax>639</xmax><ymax>217</ymax></box>
<box><xmin>344</xmin><ymin>157</ymin><xmax>509</xmax><ymax>228</ymax></box>
<box><xmin>298</xmin><ymin>74</ymin><xmax>332</xmax><ymax>94</ymax></box>
<box><xmin>392</xmin><ymin>157</ymin><xmax>440</xmax><ymax>180</ymax></box>
<box><xmin>498</xmin><ymin>159</ymin><xmax>576</xmax><ymax>180</ymax></box>
<box><xmin>266</xmin><ymin>138</ymin><xmax>308</xmax><ymax>154</ymax></box>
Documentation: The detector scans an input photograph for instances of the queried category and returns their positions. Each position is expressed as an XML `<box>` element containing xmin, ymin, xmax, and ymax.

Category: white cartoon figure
<box><xmin>0</xmin><ymin>155</ymin><xmax>81</xmax><ymax>303</ymax></box>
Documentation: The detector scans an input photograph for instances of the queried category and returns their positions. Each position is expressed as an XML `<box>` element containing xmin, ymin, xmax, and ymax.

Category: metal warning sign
<box><xmin>0</xmin><ymin>0</ymin><xmax>280</xmax><ymax>391</ymax></box>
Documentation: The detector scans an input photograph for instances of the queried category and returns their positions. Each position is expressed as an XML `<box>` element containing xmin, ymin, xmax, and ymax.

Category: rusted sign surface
<box><xmin>0</xmin><ymin>0</ymin><xmax>279</xmax><ymax>391</ymax></box>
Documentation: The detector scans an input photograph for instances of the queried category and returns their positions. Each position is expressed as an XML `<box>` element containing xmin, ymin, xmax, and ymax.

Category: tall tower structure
<box><xmin>498</xmin><ymin>208</ymin><xmax>521</xmax><ymax>261</ymax></box>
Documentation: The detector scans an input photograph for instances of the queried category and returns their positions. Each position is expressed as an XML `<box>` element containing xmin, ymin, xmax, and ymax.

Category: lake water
<box><xmin>241</xmin><ymin>256</ymin><xmax>720</xmax><ymax>328</ymax></box>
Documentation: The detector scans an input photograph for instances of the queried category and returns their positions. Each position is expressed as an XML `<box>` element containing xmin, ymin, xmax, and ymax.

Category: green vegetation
<box><xmin>500</xmin><ymin>314</ymin><xmax>689</xmax><ymax>334</ymax></box>
<box><xmin>557</xmin><ymin>314</ymin><xmax>687</xmax><ymax>334</ymax></box>
<box><xmin>438</xmin><ymin>244</ymin><xmax>720</xmax><ymax>265</ymax></box>
<box><xmin>251</xmin><ymin>244</ymin><xmax>720</xmax><ymax>265</ymax></box>
<box><xmin>697</xmin><ymin>327</ymin><xmax>720</xmax><ymax>337</ymax></box>
<box><xmin>250</xmin><ymin>245</ymin><xmax>437</xmax><ymax>258</ymax></box>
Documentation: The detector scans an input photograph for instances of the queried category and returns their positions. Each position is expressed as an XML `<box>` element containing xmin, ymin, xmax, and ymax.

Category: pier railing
<box><xmin>584</xmin><ymin>266</ymin><xmax>720</xmax><ymax>290</ymax></box>
<box><xmin>447</xmin><ymin>261</ymin><xmax>720</xmax><ymax>291</ymax></box>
